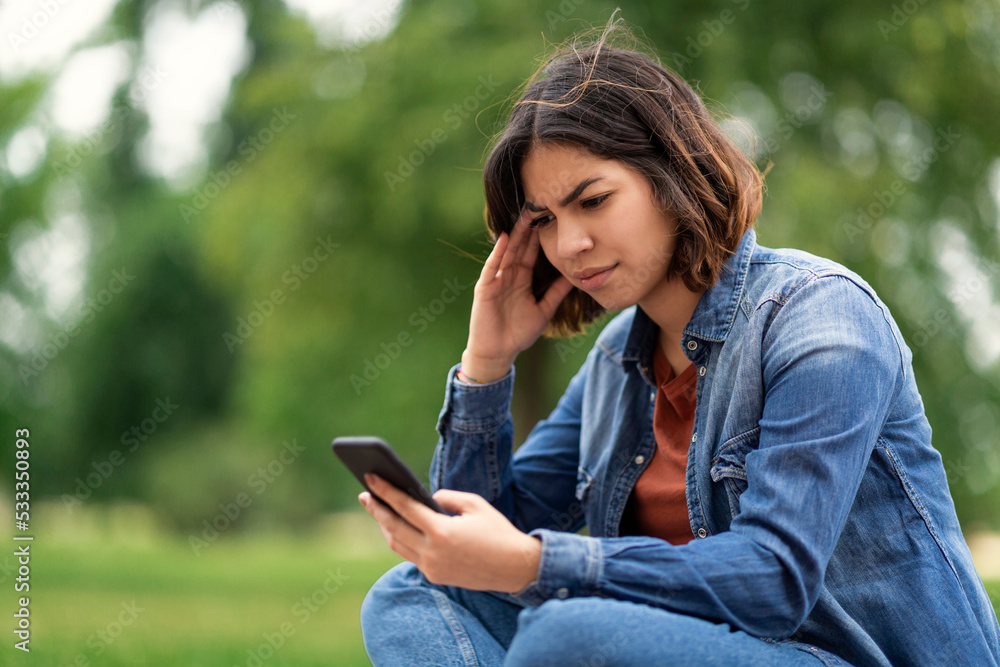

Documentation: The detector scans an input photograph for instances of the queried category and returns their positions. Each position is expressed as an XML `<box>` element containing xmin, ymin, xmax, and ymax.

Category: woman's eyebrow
<box><xmin>524</xmin><ymin>176</ymin><xmax>605</xmax><ymax>212</ymax></box>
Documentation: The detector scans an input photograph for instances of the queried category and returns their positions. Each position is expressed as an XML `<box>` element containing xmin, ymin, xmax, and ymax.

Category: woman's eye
<box><xmin>529</xmin><ymin>215</ymin><xmax>554</xmax><ymax>229</ymax></box>
<box><xmin>581</xmin><ymin>194</ymin><xmax>609</xmax><ymax>209</ymax></box>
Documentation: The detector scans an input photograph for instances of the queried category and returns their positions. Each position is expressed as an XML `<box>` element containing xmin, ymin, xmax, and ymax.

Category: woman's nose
<box><xmin>555</xmin><ymin>217</ymin><xmax>594</xmax><ymax>259</ymax></box>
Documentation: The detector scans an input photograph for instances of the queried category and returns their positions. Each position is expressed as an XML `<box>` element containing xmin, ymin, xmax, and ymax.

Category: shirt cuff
<box><xmin>436</xmin><ymin>363</ymin><xmax>515</xmax><ymax>432</ymax></box>
<box><xmin>509</xmin><ymin>529</ymin><xmax>602</xmax><ymax>606</ymax></box>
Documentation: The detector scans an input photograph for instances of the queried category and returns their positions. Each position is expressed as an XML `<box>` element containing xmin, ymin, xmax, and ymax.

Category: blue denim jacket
<box><xmin>431</xmin><ymin>230</ymin><xmax>1000</xmax><ymax>666</ymax></box>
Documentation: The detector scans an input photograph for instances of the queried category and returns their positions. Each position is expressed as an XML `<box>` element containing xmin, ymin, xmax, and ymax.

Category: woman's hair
<box><xmin>482</xmin><ymin>20</ymin><xmax>763</xmax><ymax>337</ymax></box>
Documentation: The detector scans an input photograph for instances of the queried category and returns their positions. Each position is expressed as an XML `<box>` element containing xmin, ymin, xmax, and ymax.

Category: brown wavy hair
<box><xmin>482</xmin><ymin>20</ymin><xmax>763</xmax><ymax>337</ymax></box>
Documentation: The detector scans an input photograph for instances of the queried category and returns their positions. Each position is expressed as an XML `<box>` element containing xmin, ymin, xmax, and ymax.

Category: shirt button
<box><xmin>687</xmin><ymin>340</ymin><xmax>698</xmax><ymax>350</ymax></box>
<box><xmin>691</xmin><ymin>433</ymin><xmax>697</xmax><ymax>443</ymax></box>
<box><xmin>698</xmin><ymin>366</ymin><xmax>707</xmax><ymax>377</ymax></box>
<box><xmin>697</xmin><ymin>528</ymin><xmax>708</xmax><ymax>538</ymax></box>
<box><xmin>634</xmin><ymin>455</ymin><xmax>645</xmax><ymax>465</ymax></box>
<box><xmin>556</xmin><ymin>587</ymin><xmax>569</xmax><ymax>599</ymax></box>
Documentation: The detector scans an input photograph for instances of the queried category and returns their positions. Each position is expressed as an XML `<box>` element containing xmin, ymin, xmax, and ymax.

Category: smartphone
<box><xmin>332</xmin><ymin>436</ymin><xmax>448</xmax><ymax>514</ymax></box>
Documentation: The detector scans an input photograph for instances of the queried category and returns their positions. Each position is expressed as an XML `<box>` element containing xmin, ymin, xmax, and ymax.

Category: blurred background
<box><xmin>1</xmin><ymin>0</ymin><xmax>999</xmax><ymax>664</ymax></box>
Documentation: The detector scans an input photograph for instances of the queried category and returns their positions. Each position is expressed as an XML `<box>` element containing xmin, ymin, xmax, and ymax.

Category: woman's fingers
<box><xmin>360</xmin><ymin>489</ymin><xmax>426</xmax><ymax>549</ymax></box>
<box><xmin>498</xmin><ymin>211</ymin><xmax>531</xmax><ymax>275</ymax></box>
<box><xmin>538</xmin><ymin>274</ymin><xmax>574</xmax><ymax>317</ymax></box>
<box><xmin>518</xmin><ymin>221</ymin><xmax>542</xmax><ymax>270</ymax></box>
<box><xmin>478</xmin><ymin>231</ymin><xmax>508</xmax><ymax>287</ymax></box>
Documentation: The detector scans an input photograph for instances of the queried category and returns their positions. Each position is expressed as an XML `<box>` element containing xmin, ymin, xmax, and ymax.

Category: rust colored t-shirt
<box><xmin>621</xmin><ymin>344</ymin><xmax>697</xmax><ymax>545</ymax></box>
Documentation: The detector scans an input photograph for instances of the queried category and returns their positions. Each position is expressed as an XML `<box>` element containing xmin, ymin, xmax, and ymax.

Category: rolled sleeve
<box><xmin>431</xmin><ymin>363</ymin><xmax>517</xmax><ymax>506</ymax></box>
<box><xmin>436</xmin><ymin>363</ymin><xmax>515</xmax><ymax>432</ymax></box>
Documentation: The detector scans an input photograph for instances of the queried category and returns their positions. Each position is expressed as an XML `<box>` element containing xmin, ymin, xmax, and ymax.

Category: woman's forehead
<box><xmin>521</xmin><ymin>144</ymin><xmax>630</xmax><ymax>203</ymax></box>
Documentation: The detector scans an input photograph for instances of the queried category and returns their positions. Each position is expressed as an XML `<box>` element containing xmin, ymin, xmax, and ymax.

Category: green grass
<box><xmin>3</xmin><ymin>511</ymin><xmax>401</xmax><ymax>666</ymax></box>
<box><xmin>4</xmin><ymin>508</ymin><xmax>999</xmax><ymax>666</ymax></box>
<box><xmin>987</xmin><ymin>580</ymin><xmax>1000</xmax><ymax>617</ymax></box>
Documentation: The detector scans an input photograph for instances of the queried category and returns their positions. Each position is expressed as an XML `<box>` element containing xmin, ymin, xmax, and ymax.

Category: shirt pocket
<box><xmin>710</xmin><ymin>428</ymin><xmax>759</xmax><ymax>519</ymax></box>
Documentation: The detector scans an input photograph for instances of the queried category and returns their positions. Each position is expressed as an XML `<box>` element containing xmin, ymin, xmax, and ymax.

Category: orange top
<box><xmin>620</xmin><ymin>344</ymin><xmax>697</xmax><ymax>545</ymax></box>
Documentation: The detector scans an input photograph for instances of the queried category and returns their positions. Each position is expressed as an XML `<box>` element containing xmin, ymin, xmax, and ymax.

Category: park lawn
<box><xmin>987</xmin><ymin>580</ymin><xmax>1000</xmax><ymax>617</ymax></box>
<box><xmin>6</xmin><ymin>515</ymin><xmax>1000</xmax><ymax>666</ymax></box>
<box><xmin>5</xmin><ymin>518</ymin><xmax>402</xmax><ymax>667</ymax></box>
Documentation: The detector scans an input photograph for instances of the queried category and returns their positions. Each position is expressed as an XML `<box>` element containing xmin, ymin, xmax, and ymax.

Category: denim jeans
<box><xmin>362</xmin><ymin>562</ymin><xmax>834</xmax><ymax>666</ymax></box>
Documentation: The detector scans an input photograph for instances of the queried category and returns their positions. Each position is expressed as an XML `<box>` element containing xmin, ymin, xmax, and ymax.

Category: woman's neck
<box><xmin>640</xmin><ymin>282</ymin><xmax>704</xmax><ymax>378</ymax></box>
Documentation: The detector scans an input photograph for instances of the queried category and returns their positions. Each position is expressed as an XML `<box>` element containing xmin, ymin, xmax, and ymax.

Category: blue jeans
<box><xmin>361</xmin><ymin>563</ymin><xmax>832</xmax><ymax>666</ymax></box>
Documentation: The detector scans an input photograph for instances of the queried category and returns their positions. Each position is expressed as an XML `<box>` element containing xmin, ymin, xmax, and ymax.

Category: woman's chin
<box><xmin>587</xmin><ymin>290</ymin><xmax>636</xmax><ymax>313</ymax></box>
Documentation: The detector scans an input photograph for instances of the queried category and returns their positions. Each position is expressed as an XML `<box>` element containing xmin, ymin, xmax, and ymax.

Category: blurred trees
<box><xmin>1</xmin><ymin>0</ymin><xmax>998</xmax><ymax>532</ymax></box>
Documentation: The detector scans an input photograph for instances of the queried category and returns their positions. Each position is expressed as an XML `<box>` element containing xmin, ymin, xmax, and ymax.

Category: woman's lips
<box><xmin>576</xmin><ymin>264</ymin><xmax>617</xmax><ymax>290</ymax></box>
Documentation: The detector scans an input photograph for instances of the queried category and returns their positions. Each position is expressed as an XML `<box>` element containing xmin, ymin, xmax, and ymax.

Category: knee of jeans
<box><xmin>515</xmin><ymin>599</ymin><xmax>578</xmax><ymax>637</ymax></box>
<box><xmin>360</xmin><ymin>561</ymin><xmax>422</xmax><ymax>631</ymax></box>
<box><xmin>508</xmin><ymin>598</ymin><xmax>656</xmax><ymax>666</ymax></box>
<box><xmin>506</xmin><ymin>599</ymin><xmax>601</xmax><ymax>664</ymax></box>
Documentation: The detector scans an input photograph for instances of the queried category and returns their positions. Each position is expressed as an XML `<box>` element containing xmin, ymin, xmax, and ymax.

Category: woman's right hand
<box><xmin>460</xmin><ymin>210</ymin><xmax>574</xmax><ymax>383</ymax></box>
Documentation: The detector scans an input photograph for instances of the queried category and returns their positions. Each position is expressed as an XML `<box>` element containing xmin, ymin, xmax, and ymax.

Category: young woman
<box><xmin>357</xmin><ymin>22</ymin><xmax>1000</xmax><ymax>666</ymax></box>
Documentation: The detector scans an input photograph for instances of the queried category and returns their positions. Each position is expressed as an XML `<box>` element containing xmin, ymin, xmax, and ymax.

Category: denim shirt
<box><xmin>431</xmin><ymin>230</ymin><xmax>1000</xmax><ymax>667</ymax></box>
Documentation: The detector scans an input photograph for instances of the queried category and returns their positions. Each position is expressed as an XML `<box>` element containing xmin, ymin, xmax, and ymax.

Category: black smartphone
<box><xmin>332</xmin><ymin>436</ymin><xmax>448</xmax><ymax>514</ymax></box>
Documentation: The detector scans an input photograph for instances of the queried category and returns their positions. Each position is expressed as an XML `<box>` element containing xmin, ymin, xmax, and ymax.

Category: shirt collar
<box><xmin>622</xmin><ymin>229</ymin><xmax>756</xmax><ymax>363</ymax></box>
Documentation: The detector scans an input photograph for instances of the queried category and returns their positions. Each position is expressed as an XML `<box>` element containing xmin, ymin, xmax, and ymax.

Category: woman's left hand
<box><xmin>359</xmin><ymin>474</ymin><xmax>542</xmax><ymax>594</ymax></box>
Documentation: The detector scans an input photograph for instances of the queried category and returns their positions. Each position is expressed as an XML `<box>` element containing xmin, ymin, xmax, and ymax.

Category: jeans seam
<box><xmin>428</xmin><ymin>588</ymin><xmax>480</xmax><ymax>667</ymax></box>
<box><xmin>763</xmin><ymin>637</ymin><xmax>851</xmax><ymax>666</ymax></box>
<box><xmin>796</xmin><ymin>644</ymin><xmax>849</xmax><ymax>666</ymax></box>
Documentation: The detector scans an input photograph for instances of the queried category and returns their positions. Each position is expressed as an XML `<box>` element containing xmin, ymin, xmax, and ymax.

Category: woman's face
<box><xmin>520</xmin><ymin>142</ymin><xmax>678</xmax><ymax>312</ymax></box>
